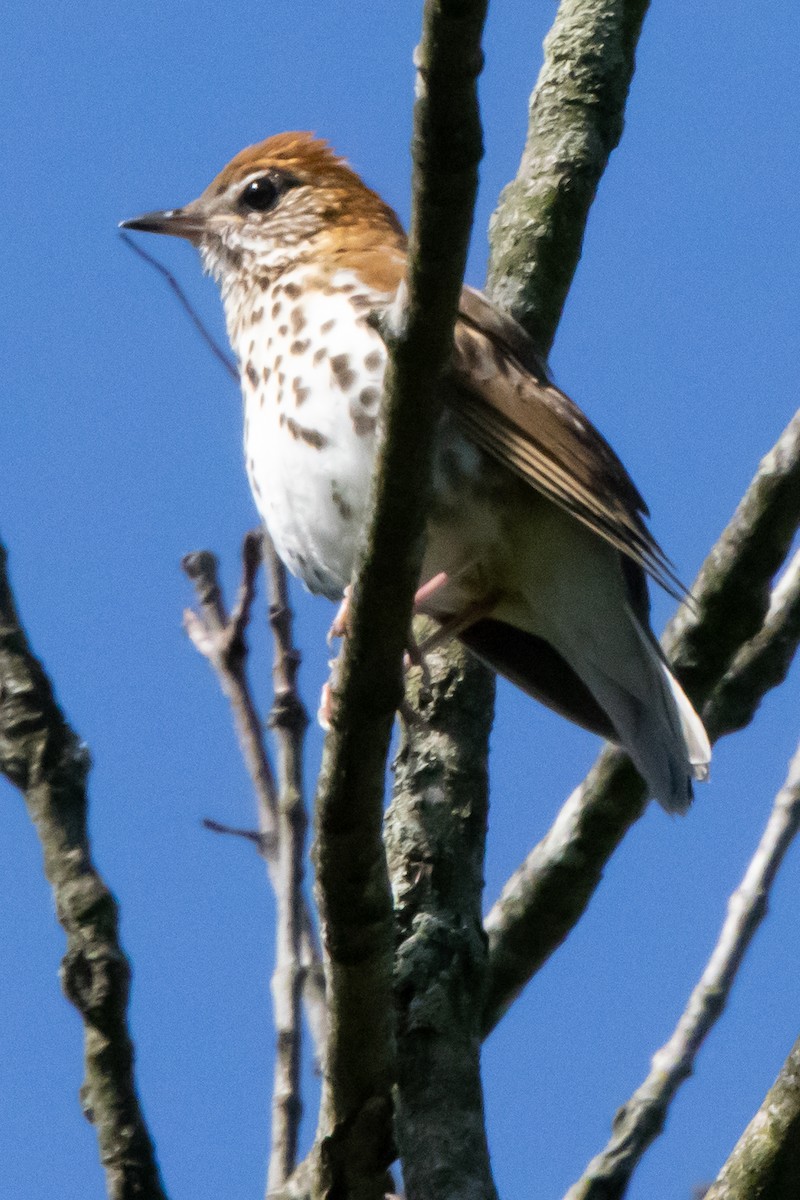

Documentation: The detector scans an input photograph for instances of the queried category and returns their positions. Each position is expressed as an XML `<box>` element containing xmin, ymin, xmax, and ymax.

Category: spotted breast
<box><xmin>236</xmin><ymin>265</ymin><xmax>390</xmax><ymax>598</ymax></box>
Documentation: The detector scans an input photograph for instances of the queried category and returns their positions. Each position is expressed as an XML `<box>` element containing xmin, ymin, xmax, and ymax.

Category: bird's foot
<box><xmin>327</xmin><ymin>584</ymin><xmax>353</xmax><ymax>645</ymax></box>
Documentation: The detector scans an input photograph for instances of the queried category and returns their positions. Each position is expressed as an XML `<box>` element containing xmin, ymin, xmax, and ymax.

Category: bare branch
<box><xmin>266</xmin><ymin>546</ymin><xmax>310</xmax><ymax>1193</ymax></box>
<box><xmin>308</xmin><ymin>2</ymin><xmax>488</xmax><ymax>1195</ymax></box>
<box><xmin>563</xmin><ymin>739</ymin><xmax>800</xmax><ymax>1200</ymax></box>
<box><xmin>181</xmin><ymin>538</ymin><xmax>327</xmax><ymax>1057</ymax></box>
<box><xmin>703</xmin><ymin>547</ymin><xmax>800</xmax><ymax>740</ymax></box>
<box><xmin>665</xmin><ymin>413</ymin><xmax>800</xmax><ymax>707</ymax></box>
<box><xmin>202</xmin><ymin>816</ymin><xmax>274</xmax><ymax>853</ymax></box>
<box><xmin>486</xmin><ymin>0</ymin><xmax>651</xmax><ymax>355</ymax></box>
<box><xmin>385</xmin><ymin>629</ymin><xmax>498</xmax><ymax>1200</ymax></box>
<box><xmin>119</xmin><ymin>231</ymin><xmax>238</xmax><ymax>382</ymax></box>
<box><xmin>0</xmin><ymin>542</ymin><xmax>168</xmax><ymax>1200</ymax></box>
<box><xmin>704</xmin><ymin>1048</ymin><xmax>800</xmax><ymax>1198</ymax></box>
<box><xmin>482</xmin><ymin>411</ymin><xmax>800</xmax><ymax>1035</ymax></box>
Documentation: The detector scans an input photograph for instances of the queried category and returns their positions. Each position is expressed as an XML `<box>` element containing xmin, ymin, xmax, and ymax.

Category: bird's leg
<box><xmin>327</xmin><ymin>571</ymin><xmax>450</xmax><ymax>646</ymax></box>
<box><xmin>320</xmin><ymin>569</ymin><xmax>500</xmax><ymax>729</ymax></box>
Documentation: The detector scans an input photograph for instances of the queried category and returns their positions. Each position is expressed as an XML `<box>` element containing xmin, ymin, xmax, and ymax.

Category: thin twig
<box><xmin>265</xmin><ymin>545</ymin><xmax>309</xmax><ymax>1193</ymax></box>
<box><xmin>181</xmin><ymin>537</ymin><xmax>326</xmax><ymax>1056</ymax></box>
<box><xmin>563</xmin><ymin>739</ymin><xmax>800</xmax><ymax>1200</ymax></box>
<box><xmin>122</xmin><ymin>199</ymin><xmax>327</xmax><ymax>1060</ymax></box>
<box><xmin>202</xmin><ymin>817</ymin><xmax>274</xmax><ymax>853</ymax></box>
<box><xmin>482</xmin><ymin>411</ymin><xmax>800</xmax><ymax>1036</ymax></box>
<box><xmin>119</xmin><ymin>231</ymin><xmax>238</xmax><ymax>381</ymax></box>
<box><xmin>0</xmin><ymin>543</ymin><xmax>168</xmax><ymax>1200</ymax></box>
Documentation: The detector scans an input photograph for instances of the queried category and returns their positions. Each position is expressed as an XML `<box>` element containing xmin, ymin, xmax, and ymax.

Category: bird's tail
<box><xmin>575</xmin><ymin>608</ymin><xmax>711</xmax><ymax>813</ymax></box>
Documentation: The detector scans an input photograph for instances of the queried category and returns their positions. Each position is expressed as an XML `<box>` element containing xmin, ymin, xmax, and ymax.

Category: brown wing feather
<box><xmin>451</xmin><ymin>287</ymin><xmax>684</xmax><ymax>598</ymax></box>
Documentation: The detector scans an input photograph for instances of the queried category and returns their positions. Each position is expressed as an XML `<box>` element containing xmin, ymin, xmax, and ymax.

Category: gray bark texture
<box><xmin>386</xmin><ymin>630</ymin><xmax>497</xmax><ymax>1200</ymax></box>
<box><xmin>0</xmin><ymin>544</ymin><xmax>167</xmax><ymax>1200</ymax></box>
<box><xmin>486</xmin><ymin>0</ymin><xmax>650</xmax><ymax>355</ymax></box>
<box><xmin>704</xmin><ymin>1037</ymin><xmax>800</xmax><ymax>1200</ymax></box>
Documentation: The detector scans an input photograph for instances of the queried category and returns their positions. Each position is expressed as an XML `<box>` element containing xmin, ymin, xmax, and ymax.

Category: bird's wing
<box><xmin>449</xmin><ymin>286</ymin><xmax>683</xmax><ymax>597</ymax></box>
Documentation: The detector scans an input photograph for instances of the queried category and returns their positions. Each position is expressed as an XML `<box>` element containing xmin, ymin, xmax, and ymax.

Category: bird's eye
<box><xmin>239</xmin><ymin>175</ymin><xmax>281</xmax><ymax>213</ymax></box>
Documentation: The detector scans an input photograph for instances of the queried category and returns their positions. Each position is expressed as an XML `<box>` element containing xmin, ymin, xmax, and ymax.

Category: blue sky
<box><xmin>2</xmin><ymin>2</ymin><xmax>799</xmax><ymax>1198</ymax></box>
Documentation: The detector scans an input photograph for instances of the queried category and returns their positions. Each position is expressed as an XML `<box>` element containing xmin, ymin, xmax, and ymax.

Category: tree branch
<box><xmin>386</xmin><ymin>629</ymin><xmax>498</xmax><ymax>1200</ymax></box>
<box><xmin>0</xmin><ymin>543</ymin><xmax>167</xmax><ymax>1200</ymax></box>
<box><xmin>266</xmin><ymin>547</ymin><xmax>310</xmax><ymax>1193</ymax></box>
<box><xmin>308</xmin><ymin>2</ymin><xmax>488</xmax><ymax>1196</ymax></box>
<box><xmin>563</xmin><ymin>739</ymin><xmax>800</xmax><ymax>1200</ymax></box>
<box><xmin>482</xmin><ymin>410</ymin><xmax>800</xmax><ymax>1035</ymax></box>
<box><xmin>486</xmin><ymin>0</ymin><xmax>650</xmax><ymax>355</ymax></box>
<box><xmin>704</xmin><ymin>1044</ymin><xmax>800</xmax><ymax>1199</ymax></box>
<box><xmin>702</xmin><ymin>546</ymin><xmax>800</xmax><ymax>740</ymax></box>
<box><xmin>181</xmin><ymin>538</ymin><xmax>327</xmax><ymax>1059</ymax></box>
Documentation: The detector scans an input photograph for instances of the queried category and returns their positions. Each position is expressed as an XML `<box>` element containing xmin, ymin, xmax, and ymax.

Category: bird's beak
<box><xmin>119</xmin><ymin>206</ymin><xmax>205</xmax><ymax>243</ymax></box>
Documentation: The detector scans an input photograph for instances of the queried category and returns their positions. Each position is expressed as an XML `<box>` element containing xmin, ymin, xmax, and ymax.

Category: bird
<box><xmin>121</xmin><ymin>131</ymin><xmax>710</xmax><ymax>812</ymax></box>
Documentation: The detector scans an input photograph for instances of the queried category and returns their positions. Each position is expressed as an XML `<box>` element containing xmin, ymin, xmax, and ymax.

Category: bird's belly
<box><xmin>245</xmin><ymin>394</ymin><xmax>377</xmax><ymax>598</ymax></box>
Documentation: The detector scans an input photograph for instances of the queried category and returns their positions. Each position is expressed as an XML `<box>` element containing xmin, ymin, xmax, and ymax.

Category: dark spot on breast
<box><xmin>349</xmin><ymin>400</ymin><xmax>377</xmax><ymax>437</ymax></box>
<box><xmin>321</xmin><ymin>319</ymin><xmax>335</xmax><ymax>333</ymax></box>
<box><xmin>274</xmin><ymin>355</ymin><xmax>283</xmax><ymax>370</ymax></box>
<box><xmin>285</xmin><ymin>416</ymin><xmax>328</xmax><ymax>449</ymax></box>
<box><xmin>284</xmin><ymin>281</ymin><xmax>301</xmax><ymax>299</ymax></box>
<box><xmin>290</xmin><ymin>307</ymin><xmax>307</xmax><ymax>334</ymax></box>
<box><xmin>259</xmin><ymin>278</ymin><xmax>270</xmax><ymax>292</ymax></box>
<box><xmin>331</xmin><ymin>353</ymin><xmax>357</xmax><ymax>392</ymax></box>
<box><xmin>278</xmin><ymin>324</ymin><xmax>289</xmax><ymax>336</ymax></box>
<box><xmin>278</xmin><ymin>373</ymin><xmax>286</xmax><ymax>387</ymax></box>
<box><xmin>290</xmin><ymin>339</ymin><xmax>311</xmax><ymax>356</ymax></box>
<box><xmin>245</xmin><ymin>362</ymin><xmax>259</xmax><ymax>389</ymax></box>
<box><xmin>364</xmin><ymin>350</ymin><xmax>383</xmax><ymax>372</ymax></box>
<box><xmin>262</xmin><ymin>366</ymin><xmax>271</xmax><ymax>383</ymax></box>
<box><xmin>359</xmin><ymin>386</ymin><xmax>380</xmax><ymax>409</ymax></box>
<box><xmin>313</xmin><ymin>347</ymin><xmax>327</xmax><ymax>365</ymax></box>
<box><xmin>331</xmin><ymin>485</ymin><xmax>353</xmax><ymax>521</ymax></box>
<box><xmin>271</xmin><ymin>302</ymin><xmax>282</xmax><ymax>319</ymax></box>
<box><xmin>250</xmin><ymin>306</ymin><xmax>264</xmax><ymax>325</ymax></box>
<box><xmin>292</xmin><ymin>378</ymin><xmax>310</xmax><ymax>406</ymax></box>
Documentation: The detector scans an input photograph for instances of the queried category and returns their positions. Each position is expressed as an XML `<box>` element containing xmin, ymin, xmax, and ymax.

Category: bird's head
<box><xmin>120</xmin><ymin>132</ymin><xmax>406</xmax><ymax>288</ymax></box>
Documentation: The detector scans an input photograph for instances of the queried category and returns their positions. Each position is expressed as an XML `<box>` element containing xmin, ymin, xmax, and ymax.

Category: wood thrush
<box><xmin>122</xmin><ymin>132</ymin><xmax>710</xmax><ymax>812</ymax></box>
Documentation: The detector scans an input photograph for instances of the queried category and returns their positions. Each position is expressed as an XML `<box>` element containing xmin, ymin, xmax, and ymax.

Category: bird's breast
<box><xmin>236</xmin><ymin>270</ymin><xmax>389</xmax><ymax>597</ymax></box>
